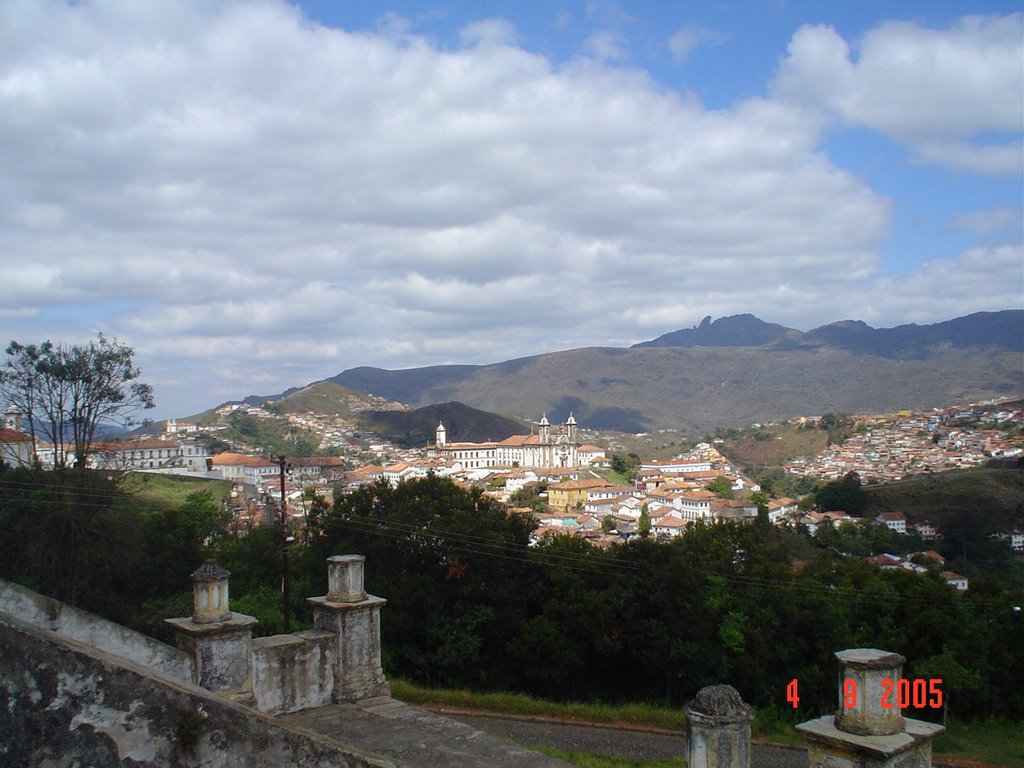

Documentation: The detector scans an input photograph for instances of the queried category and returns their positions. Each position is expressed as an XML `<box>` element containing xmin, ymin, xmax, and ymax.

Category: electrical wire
<box><xmin>0</xmin><ymin>474</ymin><xmax>1017</xmax><ymax>612</ymax></box>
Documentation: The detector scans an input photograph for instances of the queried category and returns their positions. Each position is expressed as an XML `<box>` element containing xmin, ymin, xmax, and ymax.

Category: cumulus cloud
<box><xmin>0</xmin><ymin>1</ymin><xmax>1018</xmax><ymax>416</ymax></box>
<box><xmin>865</xmin><ymin>244</ymin><xmax>1024</xmax><ymax>324</ymax></box>
<box><xmin>772</xmin><ymin>14</ymin><xmax>1023</xmax><ymax>173</ymax></box>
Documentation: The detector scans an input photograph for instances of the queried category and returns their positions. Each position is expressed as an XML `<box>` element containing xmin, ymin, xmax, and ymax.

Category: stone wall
<box><xmin>0</xmin><ymin>612</ymin><xmax>394</xmax><ymax>768</ymax></box>
<box><xmin>0</xmin><ymin>577</ymin><xmax>194</xmax><ymax>683</ymax></box>
<box><xmin>252</xmin><ymin>630</ymin><xmax>336</xmax><ymax>715</ymax></box>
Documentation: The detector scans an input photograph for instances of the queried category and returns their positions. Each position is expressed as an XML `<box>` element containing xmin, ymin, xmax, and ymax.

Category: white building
<box><xmin>90</xmin><ymin>438</ymin><xmax>209</xmax><ymax>473</ymax></box>
<box><xmin>0</xmin><ymin>407</ymin><xmax>33</xmax><ymax>468</ymax></box>
<box><xmin>428</xmin><ymin>415</ymin><xmax>605</xmax><ymax>470</ymax></box>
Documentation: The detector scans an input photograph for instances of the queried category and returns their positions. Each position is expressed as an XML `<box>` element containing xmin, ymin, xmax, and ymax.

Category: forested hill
<box><xmin>355</xmin><ymin>401</ymin><xmax>530</xmax><ymax>449</ymax></box>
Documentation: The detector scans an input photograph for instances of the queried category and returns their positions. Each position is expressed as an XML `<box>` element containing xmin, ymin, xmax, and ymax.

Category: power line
<box><xmin>1</xmin><ymin>476</ymin><xmax>1017</xmax><ymax>612</ymax></box>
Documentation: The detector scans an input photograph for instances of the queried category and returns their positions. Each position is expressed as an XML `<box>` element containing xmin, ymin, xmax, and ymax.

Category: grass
<box><xmin>720</xmin><ymin>423</ymin><xmax>829</xmax><ymax>473</ymax></box>
<box><xmin>599</xmin><ymin>468</ymin><xmax>632</xmax><ymax>487</ymax></box>
<box><xmin>392</xmin><ymin>680</ymin><xmax>1024</xmax><ymax>766</ymax></box>
<box><xmin>933</xmin><ymin>718</ymin><xmax>1024</xmax><ymax>767</ymax></box>
<box><xmin>389</xmin><ymin>680</ymin><xmax>685</xmax><ymax>731</ymax></box>
<box><xmin>532</xmin><ymin>747</ymin><xmax>685</xmax><ymax>768</ymax></box>
<box><xmin>117</xmin><ymin>472</ymin><xmax>232</xmax><ymax>513</ymax></box>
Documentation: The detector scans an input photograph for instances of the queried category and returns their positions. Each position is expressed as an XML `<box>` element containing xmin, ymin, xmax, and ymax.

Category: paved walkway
<box><xmin>445</xmin><ymin>711</ymin><xmax>806</xmax><ymax>767</ymax></box>
<box><xmin>282</xmin><ymin>697</ymin><xmax>573</xmax><ymax>768</ymax></box>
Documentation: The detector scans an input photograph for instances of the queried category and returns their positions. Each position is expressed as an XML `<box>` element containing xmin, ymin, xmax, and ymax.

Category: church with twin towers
<box><xmin>428</xmin><ymin>414</ymin><xmax>605</xmax><ymax>470</ymax></box>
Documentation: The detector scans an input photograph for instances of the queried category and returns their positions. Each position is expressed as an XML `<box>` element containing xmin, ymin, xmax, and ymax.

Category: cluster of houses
<box><xmin>4</xmin><ymin>400</ymin><xmax>1021</xmax><ymax>592</ymax></box>
<box><xmin>786</xmin><ymin>402</ymin><xmax>1023</xmax><ymax>482</ymax></box>
<box><xmin>502</xmin><ymin>453</ymin><xmax>773</xmax><ymax>545</ymax></box>
<box><xmin>866</xmin><ymin>551</ymin><xmax>969</xmax><ymax>592</ymax></box>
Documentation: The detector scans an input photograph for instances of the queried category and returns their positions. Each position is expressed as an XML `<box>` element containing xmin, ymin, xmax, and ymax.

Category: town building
<box><xmin>876</xmin><ymin>512</ymin><xmax>907</xmax><ymax>534</ymax></box>
<box><xmin>0</xmin><ymin>408</ymin><xmax>33</xmax><ymax>468</ymax></box>
<box><xmin>428</xmin><ymin>414</ymin><xmax>605</xmax><ymax>470</ymax></box>
<box><xmin>89</xmin><ymin>438</ymin><xmax>209</xmax><ymax>473</ymax></box>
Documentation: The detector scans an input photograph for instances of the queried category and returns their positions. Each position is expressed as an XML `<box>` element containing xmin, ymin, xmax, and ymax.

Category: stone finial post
<box><xmin>834</xmin><ymin>648</ymin><xmax>905</xmax><ymax>736</ymax></box>
<box><xmin>685</xmin><ymin>684</ymin><xmax>754</xmax><ymax>768</ymax></box>
<box><xmin>191</xmin><ymin>559</ymin><xmax>232</xmax><ymax>624</ymax></box>
<box><xmin>327</xmin><ymin>555</ymin><xmax>366</xmax><ymax>603</ymax></box>
<box><xmin>796</xmin><ymin>648</ymin><xmax>944</xmax><ymax>768</ymax></box>
<box><xmin>166</xmin><ymin>560</ymin><xmax>257</xmax><ymax>699</ymax></box>
<box><xmin>308</xmin><ymin>555</ymin><xmax>389</xmax><ymax>702</ymax></box>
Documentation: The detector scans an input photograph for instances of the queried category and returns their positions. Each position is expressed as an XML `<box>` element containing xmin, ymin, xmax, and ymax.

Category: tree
<box><xmin>0</xmin><ymin>341</ymin><xmax>48</xmax><ymax>465</ymax></box>
<box><xmin>2</xmin><ymin>334</ymin><xmax>154</xmax><ymax>469</ymax></box>
<box><xmin>815</xmin><ymin>471</ymin><xmax>867</xmax><ymax>514</ymax></box>
<box><xmin>706</xmin><ymin>476</ymin><xmax>734</xmax><ymax>499</ymax></box>
<box><xmin>637</xmin><ymin>504</ymin><xmax>652</xmax><ymax>538</ymax></box>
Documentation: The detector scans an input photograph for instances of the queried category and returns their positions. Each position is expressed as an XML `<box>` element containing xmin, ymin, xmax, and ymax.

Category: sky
<box><xmin>1</xmin><ymin>0</ymin><xmax>1021</xmax><ymax>421</ymax></box>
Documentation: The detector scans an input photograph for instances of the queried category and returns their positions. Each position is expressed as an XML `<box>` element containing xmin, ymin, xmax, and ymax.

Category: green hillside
<box><xmin>864</xmin><ymin>465</ymin><xmax>1024</xmax><ymax>531</ymax></box>
<box><xmin>274</xmin><ymin>381</ymin><xmax>401</xmax><ymax>417</ymax></box>
<box><xmin>355</xmin><ymin>401</ymin><xmax>530</xmax><ymax>449</ymax></box>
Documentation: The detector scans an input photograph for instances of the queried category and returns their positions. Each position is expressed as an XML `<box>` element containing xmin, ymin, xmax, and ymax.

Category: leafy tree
<box><xmin>815</xmin><ymin>471</ymin><xmax>868</xmax><ymax>514</ymax></box>
<box><xmin>706</xmin><ymin>476</ymin><xmax>734</xmax><ymax>499</ymax></box>
<box><xmin>610</xmin><ymin>454</ymin><xmax>627</xmax><ymax>475</ymax></box>
<box><xmin>0</xmin><ymin>341</ymin><xmax>46</xmax><ymax>465</ymax></box>
<box><xmin>637</xmin><ymin>504</ymin><xmax>651</xmax><ymax>538</ymax></box>
<box><xmin>310</xmin><ymin>476</ymin><xmax>536</xmax><ymax>689</ymax></box>
<box><xmin>509</xmin><ymin>481</ymin><xmax>547</xmax><ymax>512</ymax></box>
<box><xmin>2</xmin><ymin>335</ymin><xmax>154</xmax><ymax>469</ymax></box>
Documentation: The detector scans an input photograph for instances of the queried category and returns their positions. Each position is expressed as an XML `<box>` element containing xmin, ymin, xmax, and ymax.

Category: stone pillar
<box><xmin>796</xmin><ymin>648</ymin><xmax>945</xmax><ymax>768</ymax></box>
<box><xmin>166</xmin><ymin>560</ymin><xmax>258</xmax><ymax>699</ymax></box>
<box><xmin>834</xmin><ymin>648</ymin><xmax>905</xmax><ymax>736</ymax></box>
<box><xmin>685</xmin><ymin>684</ymin><xmax>753</xmax><ymax>768</ymax></box>
<box><xmin>308</xmin><ymin>555</ymin><xmax>389</xmax><ymax>702</ymax></box>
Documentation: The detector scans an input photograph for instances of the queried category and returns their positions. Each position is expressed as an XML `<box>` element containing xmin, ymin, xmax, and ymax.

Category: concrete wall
<box><xmin>0</xmin><ymin>577</ymin><xmax>194</xmax><ymax>683</ymax></box>
<box><xmin>0</xmin><ymin>613</ymin><xmax>394</xmax><ymax>768</ymax></box>
<box><xmin>252</xmin><ymin>630</ymin><xmax>336</xmax><ymax>715</ymax></box>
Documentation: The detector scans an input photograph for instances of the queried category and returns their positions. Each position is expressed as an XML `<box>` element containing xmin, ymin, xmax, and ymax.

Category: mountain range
<box><xmin>219</xmin><ymin>310</ymin><xmax>1024</xmax><ymax>434</ymax></box>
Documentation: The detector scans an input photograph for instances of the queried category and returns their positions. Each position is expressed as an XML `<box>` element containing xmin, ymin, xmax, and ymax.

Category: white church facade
<box><xmin>427</xmin><ymin>415</ymin><xmax>604</xmax><ymax>470</ymax></box>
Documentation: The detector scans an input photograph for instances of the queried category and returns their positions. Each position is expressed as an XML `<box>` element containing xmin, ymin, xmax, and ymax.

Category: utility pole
<box><xmin>277</xmin><ymin>455</ymin><xmax>291</xmax><ymax>633</ymax></box>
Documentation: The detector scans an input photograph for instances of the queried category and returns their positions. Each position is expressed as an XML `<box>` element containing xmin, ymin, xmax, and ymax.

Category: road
<box><xmin>445</xmin><ymin>712</ymin><xmax>807</xmax><ymax>767</ymax></box>
<box><xmin>444</xmin><ymin>712</ymin><xmax>976</xmax><ymax>768</ymax></box>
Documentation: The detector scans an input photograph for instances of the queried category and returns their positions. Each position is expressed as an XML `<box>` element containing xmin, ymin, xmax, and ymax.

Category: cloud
<box><xmin>0</xmin><ymin>1</ymin><xmax>1017</xmax><ymax>417</ymax></box>
<box><xmin>866</xmin><ymin>244</ymin><xmax>1024</xmax><ymax>324</ymax></box>
<box><xmin>668</xmin><ymin>24</ymin><xmax>725</xmax><ymax>63</ymax></box>
<box><xmin>949</xmin><ymin>207</ymin><xmax>1022</xmax><ymax>236</ymax></box>
<box><xmin>772</xmin><ymin>14</ymin><xmax>1023</xmax><ymax>173</ymax></box>
<box><xmin>584</xmin><ymin>30</ymin><xmax>627</xmax><ymax>62</ymax></box>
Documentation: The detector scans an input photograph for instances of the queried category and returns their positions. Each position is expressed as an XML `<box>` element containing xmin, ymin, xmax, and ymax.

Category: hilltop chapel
<box><xmin>427</xmin><ymin>414</ymin><xmax>604</xmax><ymax>470</ymax></box>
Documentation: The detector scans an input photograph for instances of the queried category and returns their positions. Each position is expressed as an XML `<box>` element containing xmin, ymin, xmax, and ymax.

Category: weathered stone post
<box><xmin>307</xmin><ymin>555</ymin><xmax>389</xmax><ymax>702</ymax></box>
<box><xmin>796</xmin><ymin>648</ymin><xmax>944</xmax><ymax>768</ymax></box>
<box><xmin>685</xmin><ymin>684</ymin><xmax>754</xmax><ymax>768</ymax></box>
<box><xmin>166</xmin><ymin>560</ymin><xmax>258</xmax><ymax>699</ymax></box>
<box><xmin>834</xmin><ymin>648</ymin><xmax>906</xmax><ymax>736</ymax></box>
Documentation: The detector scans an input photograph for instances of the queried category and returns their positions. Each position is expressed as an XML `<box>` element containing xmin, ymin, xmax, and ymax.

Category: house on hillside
<box><xmin>547</xmin><ymin>478</ymin><xmax>616</xmax><ymax>511</ymax></box>
<box><xmin>211</xmin><ymin>452</ymin><xmax>278</xmax><ymax>483</ymax></box>
<box><xmin>876</xmin><ymin>512</ymin><xmax>907</xmax><ymax>534</ymax></box>
<box><xmin>942</xmin><ymin>571</ymin><xmax>969</xmax><ymax>592</ymax></box>
<box><xmin>712</xmin><ymin>498</ymin><xmax>759</xmax><ymax>523</ymax></box>
<box><xmin>1010</xmin><ymin>531</ymin><xmax>1024</xmax><ymax>552</ymax></box>
<box><xmin>766</xmin><ymin>497</ymin><xmax>799</xmax><ymax>525</ymax></box>
<box><xmin>912</xmin><ymin>521</ymin><xmax>938</xmax><ymax>540</ymax></box>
